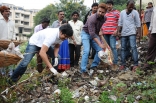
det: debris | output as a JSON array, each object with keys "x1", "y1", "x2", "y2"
[
  {"x1": 61, "y1": 71, "x2": 69, "y2": 78},
  {"x1": 53, "y1": 89, "x2": 61, "y2": 96},
  {"x1": 108, "y1": 95, "x2": 117, "y2": 101},
  {"x1": 84, "y1": 95, "x2": 89, "y2": 102}
]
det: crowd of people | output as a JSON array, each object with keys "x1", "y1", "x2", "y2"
[{"x1": 0, "y1": 0, "x2": 156, "y2": 84}]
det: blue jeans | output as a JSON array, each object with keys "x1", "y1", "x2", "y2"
[
  {"x1": 121, "y1": 35, "x2": 138, "y2": 66},
  {"x1": 11, "y1": 43, "x2": 57, "y2": 82},
  {"x1": 104, "y1": 35, "x2": 118, "y2": 64},
  {"x1": 80, "y1": 30, "x2": 102, "y2": 73}
]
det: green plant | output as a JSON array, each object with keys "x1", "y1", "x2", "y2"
[
  {"x1": 99, "y1": 91, "x2": 114, "y2": 103},
  {"x1": 20, "y1": 41, "x2": 28, "y2": 53},
  {"x1": 59, "y1": 87, "x2": 74, "y2": 103},
  {"x1": 147, "y1": 61, "x2": 155, "y2": 65},
  {"x1": 58, "y1": 78, "x2": 71, "y2": 88}
]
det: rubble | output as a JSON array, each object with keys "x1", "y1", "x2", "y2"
[{"x1": 1, "y1": 39, "x2": 156, "y2": 103}]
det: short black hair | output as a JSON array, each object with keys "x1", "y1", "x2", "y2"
[
  {"x1": 59, "y1": 24, "x2": 73, "y2": 37},
  {"x1": 148, "y1": 2, "x2": 153, "y2": 7},
  {"x1": 58, "y1": 10, "x2": 64, "y2": 15},
  {"x1": 127, "y1": 0, "x2": 135, "y2": 6},
  {"x1": 62, "y1": 19, "x2": 67, "y2": 24},
  {"x1": 71, "y1": 11, "x2": 79, "y2": 17},
  {"x1": 91, "y1": 3, "x2": 98, "y2": 8},
  {"x1": 106, "y1": 0, "x2": 114, "y2": 5},
  {"x1": 148, "y1": 2, "x2": 153, "y2": 5},
  {"x1": 41, "y1": 18, "x2": 50, "y2": 23}
]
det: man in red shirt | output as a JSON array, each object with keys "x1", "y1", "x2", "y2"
[{"x1": 101, "y1": 0, "x2": 120, "y2": 70}]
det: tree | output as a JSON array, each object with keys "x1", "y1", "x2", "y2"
[
  {"x1": 55, "y1": 0, "x2": 88, "y2": 21},
  {"x1": 98, "y1": 0, "x2": 127, "y2": 11},
  {"x1": 99, "y1": 0, "x2": 127, "y2": 5},
  {"x1": 33, "y1": 4, "x2": 57, "y2": 26}
]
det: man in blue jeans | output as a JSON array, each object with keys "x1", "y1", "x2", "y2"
[
  {"x1": 8, "y1": 24, "x2": 73, "y2": 84},
  {"x1": 81, "y1": 3, "x2": 107, "y2": 78},
  {"x1": 117, "y1": 0, "x2": 141, "y2": 71}
]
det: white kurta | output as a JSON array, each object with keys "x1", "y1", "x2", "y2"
[
  {"x1": 68, "y1": 20, "x2": 83, "y2": 45},
  {"x1": 0, "y1": 17, "x2": 15, "y2": 40}
]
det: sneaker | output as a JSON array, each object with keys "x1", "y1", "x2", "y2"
[
  {"x1": 119, "y1": 65, "x2": 125, "y2": 71},
  {"x1": 81, "y1": 72, "x2": 90, "y2": 79},
  {"x1": 111, "y1": 64, "x2": 118, "y2": 71}
]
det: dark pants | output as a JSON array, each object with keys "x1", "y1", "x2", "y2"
[
  {"x1": 146, "y1": 34, "x2": 156, "y2": 62},
  {"x1": 37, "y1": 52, "x2": 43, "y2": 73},
  {"x1": 146, "y1": 22, "x2": 150, "y2": 29},
  {"x1": 37, "y1": 52, "x2": 51, "y2": 73},
  {"x1": 69, "y1": 44, "x2": 81, "y2": 67},
  {"x1": 90, "y1": 46, "x2": 96, "y2": 59}
]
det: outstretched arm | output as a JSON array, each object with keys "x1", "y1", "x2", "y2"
[{"x1": 39, "y1": 45, "x2": 52, "y2": 69}]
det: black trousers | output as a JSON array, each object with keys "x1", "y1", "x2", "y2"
[
  {"x1": 69, "y1": 44, "x2": 81, "y2": 67},
  {"x1": 146, "y1": 34, "x2": 156, "y2": 62}
]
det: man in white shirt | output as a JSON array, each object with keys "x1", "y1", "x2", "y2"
[
  {"x1": 68, "y1": 11, "x2": 83, "y2": 67},
  {"x1": 0, "y1": 6, "x2": 16, "y2": 76},
  {"x1": 0, "y1": 6, "x2": 15, "y2": 40},
  {"x1": 34, "y1": 18, "x2": 50, "y2": 73},
  {"x1": 9, "y1": 24, "x2": 73, "y2": 84},
  {"x1": 143, "y1": 7, "x2": 156, "y2": 71}
]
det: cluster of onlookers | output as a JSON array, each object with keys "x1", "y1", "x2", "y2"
[{"x1": 0, "y1": 0, "x2": 156, "y2": 84}]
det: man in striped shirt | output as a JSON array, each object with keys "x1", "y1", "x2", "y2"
[{"x1": 101, "y1": 0, "x2": 120, "y2": 70}]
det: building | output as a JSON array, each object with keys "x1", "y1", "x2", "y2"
[{"x1": 0, "y1": 3, "x2": 39, "y2": 40}]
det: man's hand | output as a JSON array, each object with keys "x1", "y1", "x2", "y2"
[
  {"x1": 99, "y1": 44, "x2": 106, "y2": 50},
  {"x1": 53, "y1": 58, "x2": 58, "y2": 66},
  {"x1": 137, "y1": 33, "x2": 141, "y2": 39},
  {"x1": 40, "y1": 45, "x2": 52, "y2": 69},
  {"x1": 143, "y1": 21, "x2": 146, "y2": 24},
  {"x1": 113, "y1": 30, "x2": 117, "y2": 36},
  {"x1": 50, "y1": 67, "x2": 58, "y2": 75},
  {"x1": 73, "y1": 40, "x2": 77, "y2": 46},
  {"x1": 99, "y1": 29, "x2": 103, "y2": 36}
]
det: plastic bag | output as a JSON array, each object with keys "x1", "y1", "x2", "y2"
[
  {"x1": 7, "y1": 42, "x2": 15, "y2": 54},
  {"x1": 1, "y1": 42, "x2": 24, "y2": 58},
  {"x1": 98, "y1": 48, "x2": 113, "y2": 65}
]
